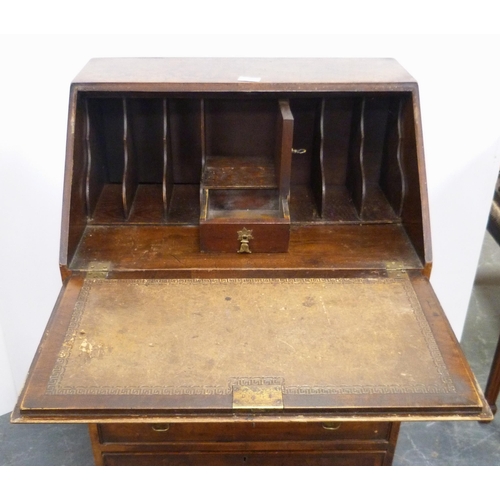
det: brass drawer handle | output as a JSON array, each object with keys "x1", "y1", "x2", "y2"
[
  {"x1": 237, "y1": 227, "x2": 253, "y2": 254},
  {"x1": 151, "y1": 424, "x2": 170, "y2": 432},
  {"x1": 322, "y1": 422, "x2": 341, "y2": 431}
]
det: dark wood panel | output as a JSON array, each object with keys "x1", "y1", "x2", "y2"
[
  {"x1": 361, "y1": 185, "x2": 398, "y2": 222},
  {"x1": 400, "y1": 93, "x2": 429, "y2": 270},
  {"x1": 169, "y1": 98, "x2": 202, "y2": 184},
  {"x1": 322, "y1": 186, "x2": 359, "y2": 222},
  {"x1": 289, "y1": 98, "x2": 320, "y2": 186},
  {"x1": 128, "y1": 185, "x2": 164, "y2": 223},
  {"x1": 205, "y1": 99, "x2": 277, "y2": 158},
  {"x1": 61, "y1": 89, "x2": 88, "y2": 267},
  {"x1": 101, "y1": 451, "x2": 387, "y2": 466},
  {"x1": 346, "y1": 98, "x2": 365, "y2": 217},
  {"x1": 85, "y1": 98, "x2": 107, "y2": 217},
  {"x1": 70, "y1": 224, "x2": 422, "y2": 271},
  {"x1": 322, "y1": 97, "x2": 354, "y2": 187},
  {"x1": 98, "y1": 99, "x2": 124, "y2": 183},
  {"x1": 166, "y1": 184, "x2": 200, "y2": 224},
  {"x1": 380, "y1": 97, "x2": 405, "y2": 216},
  {"x1": 90, "y1": 184, "x2": 124, "y2": 223},
  {"x1": 200, "y1": 218, "x2": 290, "y2": 253},
  {"x1": 202, "y1": 156, "x2": 277, "y2": 189},
  {"x1": 122, "y1": 98, "x2": 138, "y2": 219},
  {"x1": 127, "y1": 98, "x2": 164, "y2": 184},
  {"x1": 276, "y1": 100, "x2": 293, "y2": 199},
  {"x1": 362, "y1": 96, "x2": 390, "y2": 186}
]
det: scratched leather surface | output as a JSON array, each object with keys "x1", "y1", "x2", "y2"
[{"x1": 48, "y1": 277, "x2": 455, "y2": 397}]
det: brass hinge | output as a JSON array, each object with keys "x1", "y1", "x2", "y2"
[
  {"x1": 385, "y1": 261, "x2": 407, "y2": 279},
  {"x1": 86, "y1": 261, "x2": 111, "y2": 279}
]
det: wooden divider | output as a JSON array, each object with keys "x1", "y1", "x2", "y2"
[
  {"x1": 122, "y1": 98, "x2": 138, "y2": 219},
  {"x1": 80, "y1": 93, "x2": 410, "y2": 227}
]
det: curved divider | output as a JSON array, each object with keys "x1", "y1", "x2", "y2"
[
  {"x1": 122, "y1": 98, "x2": 138, "y2": 220},
  {"x1": 162, "y1": 99, "x2": 173, "y2": 220},
  {"x1": 380, "y1": 97, "x2": 406, "y2": 217},
  {"x1": 346, "y1": 97, "x2": 367, "y2": 218},
  {"x1": 80, "y1": 93, "x2": 412, "y2": 229},
  {"x1": 84, "y1": 98, "x2": 107, "y2": 218}
]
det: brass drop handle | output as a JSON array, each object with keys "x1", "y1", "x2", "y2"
[
  {"x1": 322, "y1": 422, "x2": 341, "y2": 431},
  {"x1": 151, "y1": 424, "x2": 170, "y2": 432}
]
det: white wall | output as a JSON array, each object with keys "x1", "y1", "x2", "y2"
[
  {"x1": 0, "y1": 324, "x2": 16, "y2": 415},
  {"x1": 1, "y1": 34, "x2": 499, "y2": 414}
]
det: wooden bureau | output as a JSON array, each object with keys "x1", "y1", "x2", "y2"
[{"x1": 11, "y1": 58, "x2": 491, "y2": 465}]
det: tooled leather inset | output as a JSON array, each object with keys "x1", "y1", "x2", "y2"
[{"x1": 46, "y1": 277, "x2": 455, "y2": 396}]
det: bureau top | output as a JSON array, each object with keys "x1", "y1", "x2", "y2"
[{"x1": 72, "y1": 57, "x2": 417, "y2": 91}]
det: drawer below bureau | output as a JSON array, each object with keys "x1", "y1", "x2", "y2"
[
  {"x1": 101, "y1": 450, "x2": 388, "y2": 466},
  {"x1": 97, "y1": 421, "x2": 391, "y2": 444}
]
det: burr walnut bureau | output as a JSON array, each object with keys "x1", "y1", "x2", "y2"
[{"x1": 12, "y1": 58, "x2": 492, "y2": 466}]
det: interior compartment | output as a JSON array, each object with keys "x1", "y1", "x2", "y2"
[
  {"x1": 204, "y1": 189, "x2": 283, "y2": 220},
  {"x1": 288, "y1": 94, "x2": 415, "y2": 224},
  {"x1": 67, "y1": 91, "x2": 424, "y2": 264},
  {"x1": 78, "y1": 93, "x2": 418, "y2": 226},
  {"x1": 201, "y1": 98, "x2": 293, "y2": 195},
  {"x1": 82, "y1": 96, "x2": 201, "y2": 225},
  {"x1": 199, "y1": 98, "x2": 293, "y2": 253}
]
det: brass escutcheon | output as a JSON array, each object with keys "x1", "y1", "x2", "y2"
[{"x1": 237, "y1": 227, "x2": 253, "y2": 254}]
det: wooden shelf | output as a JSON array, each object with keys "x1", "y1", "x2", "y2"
[
  {"x1": 69, "y1": 224, "x2": 422, "y2": 273},
  {"x1": 90, "y1": 184, "x2": 200, "y2": 225},
  {"x1": 202, "y1": 156, "x2": 277, "y2": 189}
]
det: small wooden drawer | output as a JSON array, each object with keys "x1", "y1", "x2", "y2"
[
  {"x1": 199, "y1": 189, "x2": 290, "y2": 253},
  {"x1": 102, "y1": 451, "x2": 387, "y2": 466},
  {"x1": 98, "y1": 421, "x2": 391, "y2": 445}
]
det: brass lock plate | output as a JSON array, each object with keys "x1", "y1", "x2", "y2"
[{"x1": 232, "y1": 384, "x2": 284, "y2": 410}]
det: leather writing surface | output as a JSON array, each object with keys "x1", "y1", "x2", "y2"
[{"x1": 26, "y1": 275, "x2": 478, "y2": 414}]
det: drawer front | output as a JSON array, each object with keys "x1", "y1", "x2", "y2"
[
  {"x1": 102, "y1": 451, "x2": 387, "y2": 466},
  {"x1": 199, "y1": 221, "x2": 290, "y2": 253},
  {"x1": 98, "y1": 421, "x2": 391, "y2": 444}
]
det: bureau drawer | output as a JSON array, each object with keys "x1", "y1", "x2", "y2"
[
  {"x1": 102, "y1": 451, "x2": 387, "y2": 466},
  {"x1": 98, "y1": 421, "x2": 391, "y2": 444}
]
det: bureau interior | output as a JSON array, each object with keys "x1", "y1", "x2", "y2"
[{"x1": 66, "y1": 91, "x2": 426, "y2": 269}]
